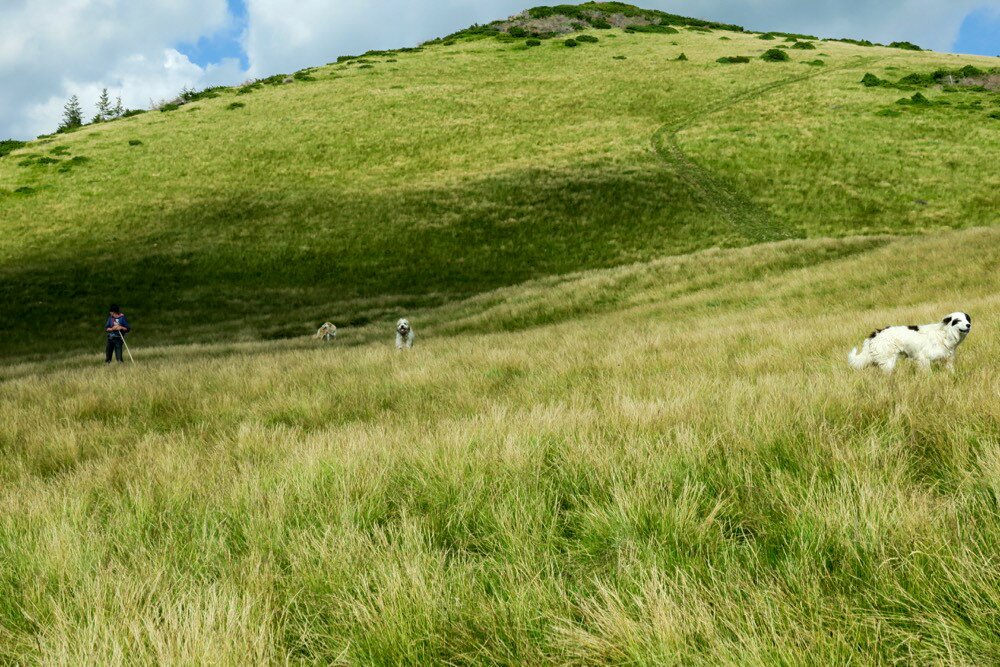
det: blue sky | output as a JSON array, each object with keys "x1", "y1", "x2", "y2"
[
  {"x1": 173, "y1": 0, "x2": 999, "y2": 71},
  {"x1": 1, "y1": 1, "x2": 998, "y2": 139},
  {"x1": 178, "y1": 0, "x2": 249, "y2": 69},
  {"x1": 955, "y1": 7, "x2": 1000, "y2": 55}
]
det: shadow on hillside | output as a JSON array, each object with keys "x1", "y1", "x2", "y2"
[{"x1": 0, "y1": 160, "x2": 779, "y2": 360}]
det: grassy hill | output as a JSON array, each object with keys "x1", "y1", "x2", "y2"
[
  {"x1": 1, "y1": 5, "x2": 997, "y2": 358},
  {"x1": 2, "y1": 3, "x2": 1000, "y2": 663}
]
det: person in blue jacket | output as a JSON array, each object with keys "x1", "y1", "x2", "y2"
[{"x1": 104, "y1": 304, "x2": 131, "y2": 364}]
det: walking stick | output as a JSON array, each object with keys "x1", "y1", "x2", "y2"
[{"x1": 119, "y1": 330, "x2": 135, "y2": 363}]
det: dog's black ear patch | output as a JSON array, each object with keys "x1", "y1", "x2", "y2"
[
  {"x1": 943, "y1": 317, "x2": 952, "y2": 325},
  {"x1": 964, "y1": 312, "x2": 971, "y2": 323},
  {"x1": 908, "y1": 325, "x2": 919, "y2": 331},
  {"x1": 869, "y1": 328, "x2": 885, "y2": 339}
]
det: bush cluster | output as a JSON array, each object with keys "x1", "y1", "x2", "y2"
[
  {"x1": 576, "y1": 34, "x2": 599, "y2": 43},
  {"x1": 564, "y1": 39, "x2": 579, "y2": 47},
  {"x1": 717, "y1": 55, "x2": 750, "y2": 64},
  {"x1": 761, "y1": 48, "x2": 790, "y2": 62},
  {"x1": 791, "y1": 41, "x2": 816, "y2": 50},
  {"x1": 0, "y1": 139, "x2": 27, "y2": 158},
  {"x1": 624, "y1": 25, "x2": 679, "y2": 34}
]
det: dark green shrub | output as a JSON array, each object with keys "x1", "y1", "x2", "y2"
[
  {"x1": 613, "y1": 55, "x2": 627, "y2": 60},
  {"x1": 897, "y1": 92, "x2": 931, "y2": 105},
  {"x1": 719, "y1": 36, "x2": 731, "y2": 41},
  {"x1": 526, "y1": 39, "x2": 542, "y2": 47},
  {"x1": 761, "y1": 48, "x2": 790, "y2": 62},
  {"x1": 806, "y1": 59, "x2": 825, "y2": 66},
  {"x1": 358, "y1": 64, "x2": 375, "y2": 69},
  {"x1": 159, "y1": 103, "x2": 180, "y2": 112},
  {"x1": 57, "y1": 156, "x2": 89, "y2": 172},
  {"x1": 181, "y1": 86, "x2": 225, "y2": 102},
  {"x1": 0, "y1": 139, "x2": 26, "y2": 158},
  {"x1": 564, "y1": 39, "x2": 578, "y2": 47},
  {"x1": 625, "y1": 24, "x2": 679, "y2": 34},
  {"x1": 758, "y1": 33, "x2": 776, "y2": 40},
  {"x1": 838, "y1": 38, "x2": 876, "y2": 47},
  {"x1": 861, "y1": 72, "x2": 889, "y2": 87},
  {"x1": 889, "y1": 41, "x2": 922, "y2": 51},
  {"x1": 676, "y1": 53, "x2": 688, "y2": 61},
  {"x1": 717, "y1": 55, "x2": 750, "y2": 64},
  {"x1": 34, "y1": 156, "x2": 59, "y2": 165},
  {"x1": 576, "y1": 35, "x2": 599, "y2": 43},
  {"x1": 14, "y1": 186, "x2": 35, "y2": 195},
  {"x1": 49, "y1": 145, "x2": 70, "y2": 155},
  {"x1": 898, "y1": 72, "x2": 935, "y2": 85},
  {"x1": 791, "y1": 41, "x2": 816, "y2": 49},
  {"x1": 128, "y1": 139, "x2": 142, "y2": 146},
  {"x1": 988, "y1": 111, "x2": 1000, "y2": 120},
  {"x1": 589, "y1": 18, "x2": 612, "y2": 29},
  {"x1": 227, "y1": 102, "x2": 246, "y2": 110},
  {"x1": 508, "y1": 27, "x2": 528, "y2": 38},
  {"x1": 121, "y1": 109, "x2": 146, "y2": 118}
]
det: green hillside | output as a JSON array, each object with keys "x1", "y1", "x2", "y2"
[
  {"x1": 3, "y1": 4, "x2": 1000, "y2": 663},
  {"x1": 1, "y1": 4, "x2": 997, "y2": 358}
]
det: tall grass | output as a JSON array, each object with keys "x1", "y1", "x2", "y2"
[{"x1": 2, "y1": 228, "x2": 999, "y2": 663}]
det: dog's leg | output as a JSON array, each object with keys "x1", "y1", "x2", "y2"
[
  {"x1": 916, "y1": 355, "x2": 933, "y2": 372},
  {"x1": 878, "y1": 355, "x2": 898, "y2": 374},
  {"x1": 945, "y1": 355, "x2": 956, "y2": 374}
]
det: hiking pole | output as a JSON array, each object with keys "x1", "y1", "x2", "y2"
[{"x1": 120, "y1": 331, "x2": 135, "y2": 363}]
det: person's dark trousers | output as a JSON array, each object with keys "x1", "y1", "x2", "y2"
[{"x1": 105, "y1": 336, "x2": 124, "y2": 363}]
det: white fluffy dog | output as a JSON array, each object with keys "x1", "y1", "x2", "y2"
[
  {"x1": 313, "y1": 322, "x2": 337, "y2": 342},
  {"x1": 848, "y1": 312, "x2": 971, "y2": 373},
  {"x1": 396, "y1": 318, "x2": 414, "y2": 350}
]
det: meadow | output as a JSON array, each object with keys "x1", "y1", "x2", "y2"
[
  {"x1": 3, "y1": 228, "x2": 1000, "y2": 663},
  {"x1": 2, "y1": 5, "x2": 1000, "y2": 663},
  {"x1": 1, "y1": 22, "x2": 996, "y2": 358}
]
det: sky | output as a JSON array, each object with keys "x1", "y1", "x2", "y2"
[{"x1": 0, "y1": 1, "x2": 997, "y2": 139}]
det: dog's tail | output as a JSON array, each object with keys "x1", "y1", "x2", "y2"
[{"x1": 848, "y1": 342, "x2": 870, "y2": 370}]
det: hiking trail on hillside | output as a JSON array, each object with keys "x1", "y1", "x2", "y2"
[{"x1": 652, "y1": 57, "x2": 880, "y2": 243}]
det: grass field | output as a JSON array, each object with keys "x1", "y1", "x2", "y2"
[
  {"x1": 2, "y1": 4, "x2": 1000, "y2": 663},
  {"x1": 1, "y1": 19, "x2": 997, "y2": 358}
]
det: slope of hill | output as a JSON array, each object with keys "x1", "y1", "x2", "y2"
[
  {"x1": 0, "y1": 7, "x2": 997, "y2": 358},
  {"x1": 2, "y1": 4, "x2": 1000, "y2": 663}
]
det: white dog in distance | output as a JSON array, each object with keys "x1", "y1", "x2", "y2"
[
  {"x1": 848, "y1": 312, "x2": 971, "y2": 373},
  {"x1": 396, "y1": 319, "x2": 414, "y2": 350},
  {"x1": 314, "y1": 322, "x2": 337, "y2": 342}
]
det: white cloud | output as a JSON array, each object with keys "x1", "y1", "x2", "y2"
[
  {"x1": 656, "y1": 0, "x2": 1000, "y2": 51},
  {"x1": 0, "y1": 0, "x2": 231, "y2": 138},
  {"x1": 241, "y1": 0, "x2": 528, "y2": 76}
]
